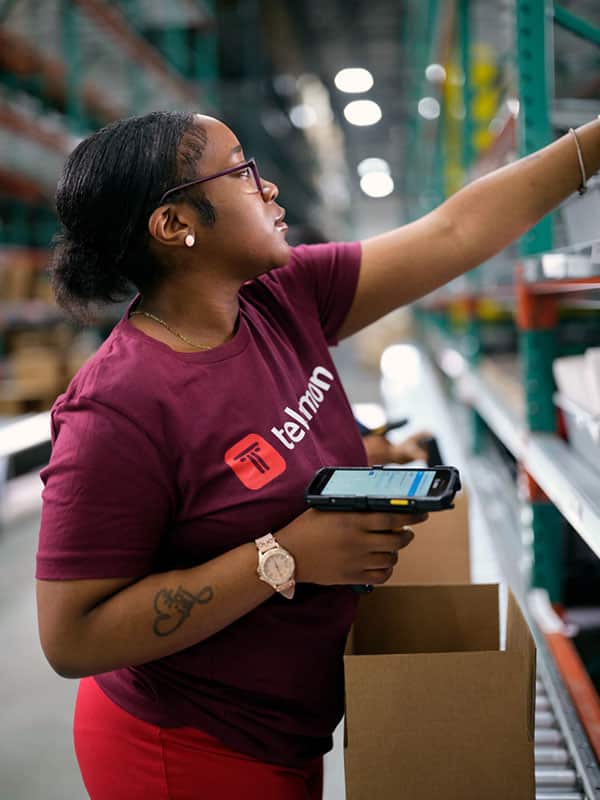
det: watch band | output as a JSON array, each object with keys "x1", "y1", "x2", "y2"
[
  {"x1": 255, "y1": 533, "x2": 295, "y2": 599},
  {"x1": 255, "y1": 533, "x2": 278, "y2": 554}
]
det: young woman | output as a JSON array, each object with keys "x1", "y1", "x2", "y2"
[{"x1": 36, "y1": 110, "x2": 600, "y2": 799}]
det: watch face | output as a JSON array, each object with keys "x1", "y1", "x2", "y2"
[{"x1": 263, "y1": 551, "x2": 295, "y2": 584}]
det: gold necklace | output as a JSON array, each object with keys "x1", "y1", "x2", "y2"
[{"x1": 129, "y1": 310, "x2": 214, "y2": 351}]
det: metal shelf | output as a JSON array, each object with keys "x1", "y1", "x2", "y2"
[
  {"x1": 431, "y1": 336, "x2": 600, "y2": 559},
  {"x1": 412, "y1": 347, "x2": 600, "y2": 799},
  {"x1": 469, "y1": 449, "x2": 600, "y2": 800}
]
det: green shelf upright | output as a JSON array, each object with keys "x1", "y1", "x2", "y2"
[{"x1": 515, "y1": 0, "x2": 564, "y2": 603}]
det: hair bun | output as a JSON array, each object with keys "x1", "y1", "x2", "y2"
[{"x1": 49, "y1": 230, "x2": 130, "y2": 321}]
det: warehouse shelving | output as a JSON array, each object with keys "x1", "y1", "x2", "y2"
[
  {"x1": 0, "y1": 0, "x2": 222, "y2": 418},
  {"x1": 467, "y1": 447, "x2": 600, "y2": 800},
  {"x1": 427, "y1": 328, "x2": 600, "y2": 560},
  {"x1": 395, "y1": 347, "x2": 600, "y2": 798},
  {"x1": 411, "y1": 0, "x2": 600, "y2": 788}
]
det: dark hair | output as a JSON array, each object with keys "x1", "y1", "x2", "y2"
[{"x1": 50, "y1": 111, "x2": 216, "y2": 320}]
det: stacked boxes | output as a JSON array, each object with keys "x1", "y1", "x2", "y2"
[{"x1": 0, "y1": 248, "x2": 101, "y2": 414}]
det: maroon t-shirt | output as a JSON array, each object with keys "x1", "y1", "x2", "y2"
[{"x1": 37, "y1": 242, "x2": 367, "y2": 767}]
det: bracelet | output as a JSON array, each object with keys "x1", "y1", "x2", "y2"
[{"x1": 569, "y1": 127, "x2": 588, "y2": 196}]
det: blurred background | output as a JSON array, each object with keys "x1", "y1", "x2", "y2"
[
  {"x1": 1, "y1": 1, "x2": 600, "y2": 798},
  {"x1": 0, "y1": 0, "x2": 599, "y2": 414}
]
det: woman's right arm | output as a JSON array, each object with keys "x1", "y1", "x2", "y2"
[{"x1": 37, "y1": 508, "x2": 421, "y2": 679}]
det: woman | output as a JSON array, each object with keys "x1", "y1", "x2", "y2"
[{"x1": 36, "y1": 110, "x2": 600, "y2": 799}]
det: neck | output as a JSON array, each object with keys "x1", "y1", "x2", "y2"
[{"x1": 136, "y1": 276, "x2": 242, "y2": 350}]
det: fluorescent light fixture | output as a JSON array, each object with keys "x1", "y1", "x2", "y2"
[
  {"x1": 334, "y1": 67, "x2": 374, "y2": 93},
  {"x1": 357, "y1": 157, "x2": 390, "y2": 177},
  {"x1": 425, "y1": 63, "x2": 446, "y2": 83},
  {"x1": 343, "y1": 100, "x2": 382, "y2": 126},
  {"x1": 360, "y1": 172, "x2": 394, "y2": 198},
  {"x1": 417, "y1": 96, "x2": 440, "y2": 120},
  {"x1": 289, "y1": 104, "x2": 318, "y2": 129}
]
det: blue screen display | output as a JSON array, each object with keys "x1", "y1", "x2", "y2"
[{"x1": 321, "y1": 469, "x2": 435, "y2": 498}]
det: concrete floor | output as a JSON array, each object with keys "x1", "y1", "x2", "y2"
[
  {"x1": 0, "y1": 475, "x2": 86, "y2": 800},
  {"x1": 0, "y1": 336, "x2": 500, "y2": 800}
]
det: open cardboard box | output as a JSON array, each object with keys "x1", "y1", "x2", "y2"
[
  {"x1": 387, "y1": 490, "x2": 470, "y2": 585},
  {"x1": 344, "y1": 584, "x2": 536, "y2": 800}
]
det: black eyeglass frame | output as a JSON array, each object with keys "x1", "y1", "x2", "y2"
[{"x1": 158, "y1": 157, "x2": 264, "y2": 205}]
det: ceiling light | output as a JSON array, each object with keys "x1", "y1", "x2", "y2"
[
  {"x1": 417, "y1": 97, "x2": 440, "y2": 120},
  {"x1": 360, "y1": 172, "x2": 394, "y2": 198},
  {"x1": 425, "y1": 63, "x2": 446, "y2": 83},
  {"x1": 343, "y1": 100, "x2": 382, "y2": 126},
  {"x1": 357, "y1": 157, "x2": 390, "y2": 177},
  {"x1": 334, "y1": 68, "x2": 374, "y2": 93},
  {"x1": 289, "y1": 104, "x2": 318, "y2": 129}
]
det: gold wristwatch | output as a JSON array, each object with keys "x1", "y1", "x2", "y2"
[{"x1": 255, "y1": 533, "x2": 296, "y2": 599}]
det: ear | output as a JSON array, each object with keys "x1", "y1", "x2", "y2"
[{"x1": 148, "y1": 205, "x2": 195, "y2": 248}]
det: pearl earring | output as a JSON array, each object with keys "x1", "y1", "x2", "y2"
[{"x1": 185, "y1": 233, "x2": 195, "y2": 248}]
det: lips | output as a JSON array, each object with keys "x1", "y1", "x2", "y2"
[{"x1": 274, "y1": 209, "x2": 287, "y2": 231}]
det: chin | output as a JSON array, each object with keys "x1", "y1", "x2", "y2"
[
  {"x1": 263, "y1": 241, "x2": 292, "y2": 272},
  {"x1": 275, "y1": 240, "x2": 292, "y2": 265},
  {"x1": 243, "y1": 240, "x2": 291, "y2": 280}
]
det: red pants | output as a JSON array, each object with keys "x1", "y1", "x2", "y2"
[{"x1": 74, "y1": 677, "x2": 323, "y2": 800}]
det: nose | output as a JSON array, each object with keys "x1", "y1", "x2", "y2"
[{"x1": 261, "y1": 178, "x2": 279, "y2": 203}]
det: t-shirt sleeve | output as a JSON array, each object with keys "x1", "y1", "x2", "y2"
[
  {"x1": 36, "y1": 396, "x2": 176, "y2": 581},
  {"x1": 278, "y1": 241, "x2": 362, "y2": 346}
]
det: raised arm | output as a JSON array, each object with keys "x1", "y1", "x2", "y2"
[{"x1": 339, "y1": 119, "x2": 600, "y2": 338}]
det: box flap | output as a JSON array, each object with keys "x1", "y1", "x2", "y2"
[
  {"x1": 387, "y1": 491, "x2": 470, "y2": 585},
  {"x1": 354, "y1": 584, "x2": 499, "y2": 654},
  {"x1": 506, "y1": 590, "x2": 537, "y2": 742},
  {"x1": 344, "y1": 625, "x2": 355, "y2": 656}
]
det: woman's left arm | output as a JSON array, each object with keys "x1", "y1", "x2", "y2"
[{"x1": 339, "y1": 119, "x2": 600, "y2": 338}]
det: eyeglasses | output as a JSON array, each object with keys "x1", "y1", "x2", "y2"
[{"x1": 159, "y1": 157, "x2": 264, "y2": 205}]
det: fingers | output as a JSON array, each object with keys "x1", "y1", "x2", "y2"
[
  {"x1": 368, "y1": 526, "x2": 415, "y2": 553},
  {"x1": 368, "y1": 551, "x2": 399, "y2": 570},
  {"x1": 364, "y1": 536, "x2": 414, "y2": 583},
  {"x1": 365, "y1": 567, "x2": 394, "y2": 584},
  {"x1": 397, "y1": 526, "x2": 415, "y2": 547},
  {"x1": 361, "y1": 512, "x2": 428, "y2": 532}
]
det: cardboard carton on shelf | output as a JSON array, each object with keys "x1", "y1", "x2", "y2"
[
  {"x1": 0, "y1": 259, "x2": 36, "y2": 300},
  {"x1": 0, "y1": 347, "x2": 64, "y2": 414},
  {"x1": 387, "y1": 489, "x2": 470, "y2": 585},
  {"x1": 344, "y1": 584, "x2": 535, "y2": 800}
]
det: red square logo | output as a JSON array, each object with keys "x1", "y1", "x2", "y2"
[{"x1": 225, "y1": 434, "x2": 286, "y2": 490}]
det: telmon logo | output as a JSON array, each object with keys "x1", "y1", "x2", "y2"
[
  {"x1": 270, "y1": 365, "x2": 335, "y2": 451},
  {"x1": 225, "y1": 434, "x2": 286, "y2": 490}
]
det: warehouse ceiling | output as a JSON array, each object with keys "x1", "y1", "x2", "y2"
[
  {"x1": 214, "y1": 0, "x2": 424, "y2": 237},
  {"x1": 2, "y1": 0, "x2": 600, "y2": 241}
]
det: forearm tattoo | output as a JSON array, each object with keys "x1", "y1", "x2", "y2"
[{"x1": 153, "y1": 584, "x2": 214, "y2": 637}]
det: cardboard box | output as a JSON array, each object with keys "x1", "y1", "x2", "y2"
[
  {"x1": 387, "y1": 490, "x2": 470, "y2": 585},
  {"x1": 344, "y1": 584, "x2": 535, "y2": 800}
]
